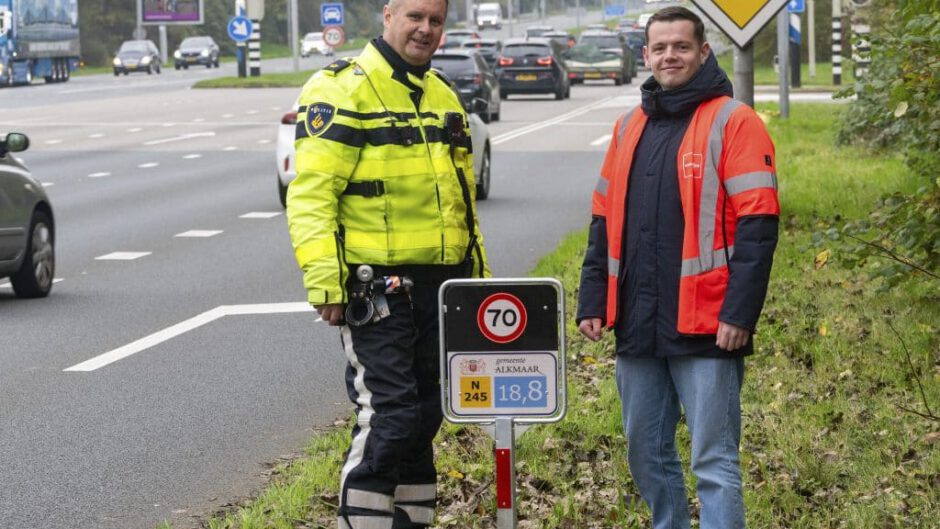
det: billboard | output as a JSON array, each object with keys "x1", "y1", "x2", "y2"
[{"x1": 141, "y1": 0, "x2": 204, "y2": 25}]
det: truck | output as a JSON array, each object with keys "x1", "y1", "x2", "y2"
[
  {"x1": 0, "y1": 0, "x2": 81, "y2": 86},
  {"x1": 475, "y1": 2, "x2": 502, "y2": 31}
]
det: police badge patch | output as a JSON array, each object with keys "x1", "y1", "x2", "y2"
[{"x1": 304, "y1": 103, "x2": 336, "y2": 137}]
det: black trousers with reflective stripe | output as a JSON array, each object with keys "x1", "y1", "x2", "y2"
[{"x1": 338, "y1": 277, "x2": 450, "y2": 528}]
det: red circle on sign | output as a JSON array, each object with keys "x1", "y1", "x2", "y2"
[
  {"x1": 323, "y1": 25, "x2": 346, "y2": 47},
  {"x1": 477, "y1": 293, "x2": 527, "y2": 344}
]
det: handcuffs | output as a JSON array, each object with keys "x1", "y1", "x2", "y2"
[{"x1": 345, "y1": 265, "x2": 414, "y2": 327}]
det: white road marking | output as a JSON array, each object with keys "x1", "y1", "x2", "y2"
[
  {"x1": 246, "y1": 110, "x2": 259, "y2": 115},
  {"x1": 257, "y1": 139, "x2": 271, "y2": 144},
  {"x1": 239, "y1": 211, "x2": 282, "y2": 219},
  {"x1": 138, "y1": 162, "x2": 159, "y2": 168},
  {"x1": 492, "y1": 96, "x2": 618, "y2": 146},
  {"x1": 223, "y1": 146, "x2": 238, "y2": 151},
  {"x1": 63, "y1": 302, "x2": 315, "y2": 371},
  {"x1": 175, "y1": 230, "x2": 223, "y2": 238},
  {"x1": 590, "y1": 134, "x2": 612, "y2": 146},
  {"x1": 144, "y1": 131, "x2": 216, "y2": 146},
  {"x1": 88, "y1": 172, "x2": 111, "y2": 178},
  {"x1": 128, "y1": 128, "x2": 143, "y2": 133},
  {"x1": 192, "y1": 118, "x2": 205, "y2": 122},
  {"x1": 183, "y1": 154, "x2": 202, "y2": 159},
  {"x1": 41, "y1": 182, "x2": 55, "y2": 187},
  {"x1": 95, "y1": 252, "x2": 151, "y2": 260},
  {"x1": 221, "y1": 113, "x2": 234, "y2": 118},
  {"x1": 162, "y1": 123, "x2": 175, "y2": 127},
  {"x1": 44, "y1": 139, "x2": 62, "y2": 145},
  {"x1": 88, "y1": 133, "x2": 105, "y2": 139}
]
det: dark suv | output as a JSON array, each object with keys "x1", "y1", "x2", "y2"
[
  {"x1": 496, "y1": 38, "x2": 569, "y2": 100},
  {"x1": 432, "y1": 50, "x2": 501, "y2": 123},
  {"x1": 174, "y1": 36, "x2": 220, "y2": 69}
]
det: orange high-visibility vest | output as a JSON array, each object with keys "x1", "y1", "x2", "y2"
[{"x1": 592, "y1": 96, "x2": 780, "y2": 334}]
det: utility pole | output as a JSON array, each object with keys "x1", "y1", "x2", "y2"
[
  {"x1": 290, "y1": 0, "x2": 299, "y2": 72},
  {"x1": 733, "y1": 43, "x2": 754, "y2": 107},
  {"x1": 808, "y1": 0, "x2": 816, "y2": 78},
  {"x1": 466, "y1": 0, "x2": 473, "y2": 28},
  {"x1": 777, "y1": 8, "x2": 790, "y2": 118}
]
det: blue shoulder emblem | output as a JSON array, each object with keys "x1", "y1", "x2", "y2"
[{"x1": 304, "y1": 102, "x2": 336, "y2": 137}]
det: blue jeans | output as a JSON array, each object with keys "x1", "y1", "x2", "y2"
[{"x1": 615, "y1": 355, "x2": 746, "y2": 529}]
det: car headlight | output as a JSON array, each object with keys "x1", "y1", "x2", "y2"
[
  {"x1": 113, "y1": 57, "x2": 122, "y2": 66},
  {"x1": 201, "y1": 49, "x2": 209, "y2": 57},
  {"x1": 174, "y1": 50, "x2": 182, "y2": 59},
  {"x1": 141, "y1": 56, "x2": 151, "y2": 64}
]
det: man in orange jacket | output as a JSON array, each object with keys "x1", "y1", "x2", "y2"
[{"x1": 576, "y1": 7, "x2": 779, "y2": 529}]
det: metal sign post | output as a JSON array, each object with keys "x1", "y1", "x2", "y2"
[{"x1": 440, "y1": 278, "x2": 567, "y2": 528}]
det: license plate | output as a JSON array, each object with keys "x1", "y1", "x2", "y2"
[
  {"x1": 516, "y1": 74, "x2": 537, "y2": 81},
  {"x1": 585, "y1": 72, "x2": 602, "y2": 79},
  {"x1": 125, "y1": 62, "x2": 137, "y2": 67},
  {"x1": 187, "y1": 57, "x2": 197, "y2": 63}
]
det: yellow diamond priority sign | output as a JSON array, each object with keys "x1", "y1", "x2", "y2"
[{"x1": 691, "y1": 0, "x2": 790, "y2": 48}]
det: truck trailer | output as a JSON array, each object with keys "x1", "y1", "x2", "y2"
[{"x1": 0, "y1": 0, "x2": 80, "y2": 86}]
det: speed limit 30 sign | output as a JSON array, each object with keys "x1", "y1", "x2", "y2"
[{"x1": 439, "y1": 278, "x2": 566, "y2": 423}]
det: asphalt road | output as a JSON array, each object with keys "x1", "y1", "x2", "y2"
[{"x1": 0, "y1": 51, "x2": 640, "y2": 529}]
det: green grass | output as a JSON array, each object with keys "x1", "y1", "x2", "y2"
[
  {"x1": 717, "y1": 53, "x2": 856, "y2": 89},
  {"x1": 159, "y1": 104, "x2": 939, "y2": 528}
]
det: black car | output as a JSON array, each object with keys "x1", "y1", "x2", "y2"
[
  {"x1": 113, "y1": 40, "x2": 162, "y2": 75},
  {"x1": 496, "y1": 38, "x2": 569, "y2": 100},
  {"x1": 174, "y1": 36, "x2": 220, "y2": 69},
  {"x1": 432, "y1": 50, "x2": 501, "y2": 123},
  {"x1": 542, "y1": 31, "x2": 576, "y2": 49},
  {"x1": 459, "y1": 38, "x2": 502, "y2": 69}
]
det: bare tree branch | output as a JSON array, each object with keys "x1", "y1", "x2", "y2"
[
  {"x1": 845, "y1": 234, "x2": 940, "y2": 280},
  {"x1": 886, "y1": 319, "x2": 937, "y2": 421}
]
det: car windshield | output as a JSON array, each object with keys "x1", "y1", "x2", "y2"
[
  {"x1": 431, "y1": 55, "x2": 476, "y2": 76},
  {"x1": 304, "y1": 33, "x2": 323, "y2": 42},
  {"x1": 525, "y1": 28, "x2": 551, "y2": 37},
  {"x1": 565, "y1": 44, "x2": 610, "y2": 64},
  {"x1": 181, "y1": 37, "x2": 209, "y2": 47},
  {"x1": 478, "y1": 6, "x2": 499, "y2": 15},
  {"x1": 580, "y1": 34, "x2": 622, "y2": 49},
  {"x1": 119, "y1": 41, "x2": 149, "y2": 53},
  {"x1": 503, "y1": 44, "x2": 551, "y2": 57}
]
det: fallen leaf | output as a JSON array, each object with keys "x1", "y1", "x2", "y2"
[
  {"x1": 819, "y1": 324, "x2": 829, "y2": 337},
  {"x1": 447, "y1": 469, "x2": 465, "y2": 480},
  {"x1": 894, "y1": 101, "x2": 909, "y2": 118},
  {"x1": 815, "y1": 249, "x2": 830, "y2": 269}
]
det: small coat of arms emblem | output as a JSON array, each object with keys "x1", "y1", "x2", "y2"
[
  {"x1": 460, "y1": 359, "x2": 486, "y2": 375},
  {"x1": 305, "y1": 102, "x2": 336, "y2": 137}
]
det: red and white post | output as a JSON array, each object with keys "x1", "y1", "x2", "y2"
[{"x1": 494, "y1": 417, "x2": 517, "y2": 528}]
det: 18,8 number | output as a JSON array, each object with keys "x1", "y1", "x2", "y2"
[{"x1": 494, "y1": 376, "x2": 547, "y2": 408}]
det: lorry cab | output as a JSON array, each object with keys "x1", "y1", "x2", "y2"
[{"x1": 476, "y1": 2, "x2": 502, "y2": 31}]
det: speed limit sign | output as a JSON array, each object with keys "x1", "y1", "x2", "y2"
[
  {"x1": 439, "y1": 278, "x2": 566, "y2": 423},
  {"x1": 477, "y1": 293, "x2": 527, "y2": 344},
  {"x1": 323, "y1": 25, "x2": 346, "y2": 48}
]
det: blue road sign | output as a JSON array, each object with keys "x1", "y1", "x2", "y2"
[
  {"x1": 787, "y1": 0, "x2": 806, "y2": 13},
  {"x1": 321, "y1": 3, "x2": 344, "y2": 26},
  {"x1": 227, "y1": 15, "x2": 252, "y2": 43},
  {"x1": 604, "y1": 5, "x2": 626, "y2": 17}
]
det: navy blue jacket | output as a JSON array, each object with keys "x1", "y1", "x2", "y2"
[{"x1": 577, "y1": 54, "x2": 779, "y2": 358}]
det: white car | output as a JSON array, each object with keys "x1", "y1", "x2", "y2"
[
  {"x1": 277, "y1": 102, "x2": 492, "y2": 207},
  {"x1": 301, "y1": 32, "x2": 334, "y2": 57}
]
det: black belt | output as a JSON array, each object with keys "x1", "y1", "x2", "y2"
[
  {"x1": 349, "y1": 263, "x2": 467, "y2": 284},
  {"x1": 343, "y1": 180, "x2": 385, "y2": 197}
]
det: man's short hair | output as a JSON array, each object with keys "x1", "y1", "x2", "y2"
[
  {"x1": 388, "y1": 0, "x2": 449, "y2": 11},
  {"x1": 645, "y1": 6, "x2": 706, "y2": 45}
]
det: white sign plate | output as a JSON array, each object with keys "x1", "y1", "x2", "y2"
[{"x1": 448, "y1": 351, "x2": 559, "y2": 418}]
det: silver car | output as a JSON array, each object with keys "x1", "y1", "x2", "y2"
[
  {"x1": 276, "y1": 100, "x2": 492, "y2": 206},
  {"x1": 0, "y1": 132, "x2": 55, "y2": 298}
]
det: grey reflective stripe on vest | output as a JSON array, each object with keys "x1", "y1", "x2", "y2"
[
  {"x1": 595, "y1": 176, "x2": 609, "y2": 197},
  {"x1": 608, "y1": 256, "x2": 620, "y2": 277},
  {"x1": 724, "y1": 170, "x2": 777, "y2": 196},
  {"x1": 347, "y1": 489, "x2": 394, "y2": 513},
  {"x1": 616, "y1": 106, "x2": 641, "y2": 144},
  {"x1": 339, "y1": 515, "x2": 393, "y2": 529},
  {"x1": 682, "y1": 246, "x2": 734, "y2": 277},
  {"x1": 693, "y1": 98, "x2": 742, "y2": 278},
  {"x1": 397, "y1": 505, "x2": 435, "y2": 525},
  {"x1": 394, "y1": 483, "x2": 437, "y2": 502}
]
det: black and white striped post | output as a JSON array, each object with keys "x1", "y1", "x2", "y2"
[
  {"x1": 852, "y1": 21, "x2": 870, "y2": 79},
  {"x1": 831, "y1": 0, "x2": 842, "y2": 85},
  {"x1": 249, "y1": 18, "x2": 261, "y2": 76}
]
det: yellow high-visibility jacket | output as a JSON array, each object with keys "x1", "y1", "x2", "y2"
[{"x1": 287, "y1": 43, "x2": 490, "y2": 305}]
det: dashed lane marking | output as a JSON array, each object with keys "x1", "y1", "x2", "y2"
[
  {"x1": 138, "y1": 162, "x2": 159, "y2": 169},
  {"x1": 590, "y1": 134, "x2": 612, "y2": 146},
  {"x1": 95, "y1": 252, "x2": 151, "y2": 260},
  {"x1": 175, "y1": 230, "x2": 223, "y2": 238},
  {"x1": 183, "y1": 154, "x2": 202, "y2": 159},
  {"x1": 88, "y1": 172, "x2": 111, "y2": 178},
  {"x1": 239, "y1": 212, "x2": 282, "y2": 219},
  {"x1": 144, "y1": 132, "x2": 216, "y2": 146}
]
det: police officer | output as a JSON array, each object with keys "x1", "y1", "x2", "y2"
[{"x1": 286, "y1": 1, "x2": 489, "y2": 528}]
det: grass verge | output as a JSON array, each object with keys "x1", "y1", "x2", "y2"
[
  {"x1": 161, "y1": 103, "x2": 939, "y2": 528},
  {"x1": 716, "y1": 54, "x2": 856, "y2": 89}
]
